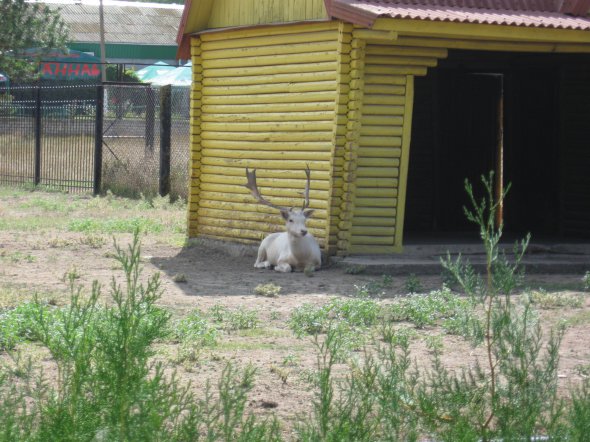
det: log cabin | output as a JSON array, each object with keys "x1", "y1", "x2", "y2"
[{"x1": 177, "y1": 0, "x2": 590, "y2": 255}]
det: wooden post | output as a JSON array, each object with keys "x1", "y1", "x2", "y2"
[
  {"x1": 34, "y1": 86, "x2": 41, "y2": 186},
  {"x1": 495, "y1": 75, "x2": 504, "y2": 227},
  {"x1": 94, "y1": 85, "x2": 104, "y2": 195},
  {"x1": 159, "y1": 85, "x2": 171, "y2": 197}
]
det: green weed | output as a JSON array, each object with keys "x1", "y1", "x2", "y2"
[
  {"x1": 254, "y1": 282, "x2": 282, "y2": 298},
  {"x1": 404, "y1": 273, "x2": 423, "y2": 294},
  {"x1": 527, "y1": 288, "x2": 585, "y2": 309}
]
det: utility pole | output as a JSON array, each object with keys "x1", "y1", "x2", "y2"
[{"x1": 99, "y1": 0, "x2": 107, "y2": 82}]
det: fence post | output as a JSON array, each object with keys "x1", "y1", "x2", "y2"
[
  {"x1": 34, "y1": 86, "x2": 41, "y2": 186},
  {"x1": 145, "y1": 87, "x2": 155, "y2": 154},
  {"x1": 159, "y1": 85, "x2": 171, "y2": 197},
  {"x1": 94, "y1": 85, "x2": 104, "y2": 195}
]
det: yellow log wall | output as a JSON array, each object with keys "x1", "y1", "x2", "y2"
[
  {"x1": 347, "y1": 37, "x2": 448, "y2": 254},
  {"x1": 207, "y1": 0, "x2": 326, "y2": 29},
  {"x1": 188, "y1": 22, "x2": 343, "y2": 248}
]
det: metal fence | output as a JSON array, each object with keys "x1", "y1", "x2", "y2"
[{"x1": 0, "y1": 83, "x2": 190, "y2": 199}]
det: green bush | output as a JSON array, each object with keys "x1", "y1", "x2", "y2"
[{"x1": 0, "y1": 231, "x2": 273, "y2": 441}]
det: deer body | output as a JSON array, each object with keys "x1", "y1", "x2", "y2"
[
  {"x1": 245, "y1": 167, "x2": 322, "y2": 273},
  {"x1": 255, "y1": 212, "x2": 321, "y2": 272}
]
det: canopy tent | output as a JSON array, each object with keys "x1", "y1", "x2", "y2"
[
  {"x1": 150, "y1": 62, "x2": 191, "y2": 86},
  {"x1": 135, "y1": 61, "x2": 176, "y2": 82}
]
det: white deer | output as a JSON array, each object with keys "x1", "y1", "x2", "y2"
[{"x1": 244, "y1": 167, "x2": 321, "y2": 273}]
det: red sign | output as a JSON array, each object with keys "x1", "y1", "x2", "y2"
[{"x1": 41, "y1": 62, "x2": 101, "y2": 79}]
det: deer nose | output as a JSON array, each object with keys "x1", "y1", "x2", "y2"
[{"x1": 301, "y1": 229, "x2": 308, "y2": 236}]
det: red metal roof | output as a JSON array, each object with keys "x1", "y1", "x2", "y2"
[{"x1": 327, "y1": 0, "x2": 590, "y2": 29}]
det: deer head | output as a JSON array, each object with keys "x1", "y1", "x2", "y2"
[{"x1": 245, "y1": 167, "x2": 315, "y2": 238}]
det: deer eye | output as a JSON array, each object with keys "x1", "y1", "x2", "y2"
[{"x1": 288, "y1": 219, "x2": 293, "y2": 223}]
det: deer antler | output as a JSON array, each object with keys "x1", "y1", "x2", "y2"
[
  {"x1": 245, "y1": 168, "x2": 288, "y2": 211},
  {"x1": 302, "y1": 165, "x2": 311, "y2": 210}
]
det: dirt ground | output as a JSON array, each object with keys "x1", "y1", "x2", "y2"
[{"x1": 1, "y1": 191, "x2": 589, "y2": 432}]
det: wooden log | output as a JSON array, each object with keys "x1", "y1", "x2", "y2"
[
  {"x1": 355, "y1": 188, "x2": 398, "y2": 198},
  {"x1": 200, "y1": 22, "x2": 340, "y2": 43},
  {"x1": 203, "y1": 71, "x2": 339, "y2": 86},
  {"x1": 351, "y1": 226, "x2": 396, "y2": 236},
  {"x1": 200, "y1": 164, "x2": 332, "y2": 181},
  {"x1": 363, "y1": 95, "x2": 406, "y2": 106},
  {"x1": 357, "y1": 157, "x2": 400, "y2": 168},
  {"x1": 197, "y1": 216, "x2": 325, "y2": 237},
  {"x1": 359, "y1": 136, "x2": 403, "y2": 148},
  {"x1": 199, "y1": 182, "x2": 328, "y2": 199},
  {"x1": 362, "y1": 104, "x2": 405, "y2": 116},
  {"x1": 350, "y1": 235, "x2": 394, "y2": 245},
  {"x1": 200, "y1": 174, "x2": 331, "y2": 190},
  {"x1": 354, "y1": 207, "x2": 397, "y2": 217},
  {"x1": 197, "y1": 206, "x2": 326, "y2": 223},
  {"x1": 201, "y1": 111, "x2": 334, "y2": 123},
  {"x1": 201, "y1": 139, "x2": 331, "y2": 152},
  {"x1": 351, "y1": 216, "x2": 395, "y2": 227},
  {"x1": 364, "y1": 74, "x2": 406, "y2": 85},
  {"x1": 201, "y1": 148, "x2": 332, "y2": 162},
  {"x1": 201, "y1": 41, "x2": 339, "y2": 60},
  {"x1": 201, "y1": 31, "x2": 340, "y2": 51},
  {"x1": 394, "y1": 36, "x2": 553, "y2": 52},
  {"x1": 366, "y1": 44, "x2": 448, "y2": 58},
  {"x1": 364, "y1": 65, "x2": 428, "y2": 76},
  {"x1": 201, "y1": 91, "x2": 335, "y2": 105},
  {"x1": 202, "y1": 52, "x2": 342, "y2": 69},
  {"x1": 352, "y1": 29, "x2": 397, "y2": 41},
  {"x1": 357, "y1": 146, "x2": 402, "y2": 158},
  {"x1": 198, "y1": 225, "x2": 265, "y2": 241},
  {"x1": 394, "y1": 74, "x2": 415, "y2": 249},
  {"x1": 201, "y1": 130, "x2": 333, "y2": 142},
  {"x1": 365, "y1": 55, "x2": 438, "y2": 67},
  {"x1": 364, "y1": 84, "x2": 405, "y2": 95},
  {"x1": 204, "y1": 61, "x2": 337, "y2": 78},
  {"x1": 361, "y1": 115, "x2": 404, "y2": 126},
  {"x1": 203, "y1": 81, "x2": 338, "y2": 96},
  {"x1": 201, "y1": 102, "x2": 339, "y2": 114},
  {"x1": 356, "y1": 168, "x2": 400, "y2": 179},
  {"x1": 354, "y1": 197, "x2": 398, "y2": 207},
  {"x1": 356, "y1": 177, "x2": 399, "y2": 187},
  {"x1": 200, "y1": 157, "x2": 330, "y2": 171},
  {"x1": 197, "y1": 199, "x2": 329, "y2": 218},
  {"x1": 199, "y1": 190, "x2": 328, "y2": 209},
  {"x1": 201, "y1": 121, "x2": 333, "y2": 132},
  {"x1": 360, "y1": 125, "x2": 403, "y2": 137}
]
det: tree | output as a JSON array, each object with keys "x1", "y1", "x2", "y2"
[{"x1": 0, "y1": 0, "x2": 69, "y2": 81}]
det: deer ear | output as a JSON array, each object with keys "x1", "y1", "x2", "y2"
[
  {"x1": 303, "y1": 209, "x2": 315, "y2": 218},
  {"x1": 280, "y1": 210, "x2": 290, "y2": 220}
]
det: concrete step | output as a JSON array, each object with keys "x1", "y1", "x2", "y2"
[{"x1": 332, "y1": 242, "x2": 590, "y2": 275}]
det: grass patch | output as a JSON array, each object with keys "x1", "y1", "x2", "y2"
[
  {"x1": 527, "y1": 289, "x2": 585, "y2": 309},
  {"x1": 68, "y1": 217, "x2": 164, "y2": 234}
]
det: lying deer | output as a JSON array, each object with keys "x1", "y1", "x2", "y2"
[{"x1": 244, "y1": 167, "x2": 321, "y2": 272}]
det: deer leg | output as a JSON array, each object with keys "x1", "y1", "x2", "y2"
[
  {"x1": 254, "y1": 246, "x2": 272, "y2": 269},
  {"x1": 274, "y1": 262, "x2": 292, "y2": 272}
]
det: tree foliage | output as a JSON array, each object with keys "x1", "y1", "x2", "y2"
[{"x1": 0, "y1": 0, "x2": 69, "y2": 81}]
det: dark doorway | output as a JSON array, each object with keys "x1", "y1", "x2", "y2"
[{"x1": 405, "y1": 51, "x2": 590, "y2": 240}]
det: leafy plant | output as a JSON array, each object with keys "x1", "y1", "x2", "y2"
[
  {"x1": 387, "y1": 286, "x2": 477, "y2": 332},
  {"x1": 583, "y1": 271, "x2": 590, "y2": 291},
  {"x1": 289, "y1": 297, "x2": 381, "y2": 338},
  {"x1": 174, "y1": 308, "x2": 218, "y2": 348},
  {"x1": 404, "y1": 273, "x2": 423, "y2": 294},
  {"x1": 254, "y1": 283, "x2": 281, "y2": 298}
]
